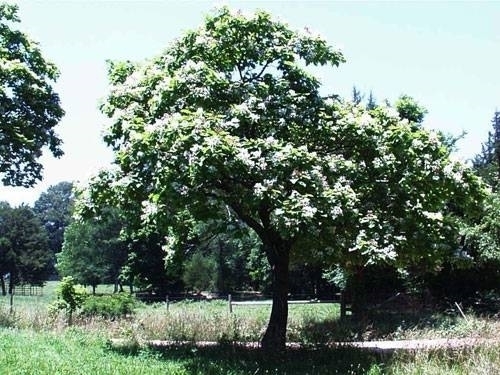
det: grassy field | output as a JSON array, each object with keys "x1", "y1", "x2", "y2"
[{"x1": 2, "y1": 282, "x2": 500, "y2": 374}]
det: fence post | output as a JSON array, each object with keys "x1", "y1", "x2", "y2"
[
  {"x1": 166, "y1": 295, "x2": 170, "y2": 311},
  {"x1": 340, "y1": 292, "x2": 346, "y2": 320},
  {"x1": 228, "y1": 294, "x2": 232, "y2": 313},
  {"x1": 9, "y1": 288, "x2": 14, "y2": 314}
]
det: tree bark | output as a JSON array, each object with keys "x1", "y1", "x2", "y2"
[
  {"x1": 261, "y1": 241, "x2": 290, "y2": 353},
  {"x1": 349, "y1": 266, "x2": 366, "y2": 320}
]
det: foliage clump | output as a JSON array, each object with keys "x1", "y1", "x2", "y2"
[
  {"x1": 0, "y1": 3, "x2": 64, "y2": 187},
  {"x1": 80, "y1": 293, "x2": 137, "y2": 319},
  {"x1": 49, "y1": 276, "x2": 87, "y2": 324}
]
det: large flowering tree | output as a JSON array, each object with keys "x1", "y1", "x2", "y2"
[{"x1": 79, "y1": 8, "x2": 484, "y2": 352}]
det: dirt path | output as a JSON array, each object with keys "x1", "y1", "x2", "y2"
[
  {"x1": 340, "y1": 338, "x2": 499, "y2": 352},
  {"x1": 111, "y1": 337, "x2": 500, "y2": 352}
]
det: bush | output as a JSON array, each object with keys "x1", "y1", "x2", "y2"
[
  {"x1": 49, "y1": 276, "x2": 88, "y2": 324},
  {"x1": 81, "y1": 293, "x2": 137, "y2": 319}
]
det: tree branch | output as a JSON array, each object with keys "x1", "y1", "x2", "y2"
[{"x1": 227, "y1": 201, "x2": 266, "y2": 241}]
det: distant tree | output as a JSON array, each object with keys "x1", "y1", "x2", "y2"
[
  {"x1": 366, "y1": 91, "x2": 377, "y2": 110},
  {"x1": 188, "y1": 217, "x2": 262, "y2": 293},
  {"x1": 57, "y1": 208, "x2": 126, "y2": 294},
  {"x1": 0, "y1": 3, "x2": 64, "y2": 187},
  {"x1": 351, "y1": 87, "x2": 377, "y2": 111},
  {"x1": 0, "y1": 203, "x2": 50, "y2": 295},
  {"x1": 464, "y1": 111, "x2": 500, "y2": 270},
  {"x1": 182, "y1": 251, "x2": 217, "y2": 292},
  {"x1": 33, "y1": 181, "x2": 74, "y2": 277},
  {"x1": 472, "y1": 111, "x2": 500, "y2": 189},
  {"x1": 351, "y1": 86, "x2": 363, "y2": 105},
  {"x1": 394, "y1": 94, "x2": 427, "y2": 125}
]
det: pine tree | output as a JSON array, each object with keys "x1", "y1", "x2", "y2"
[
  {"x1": 366, "y1": 90, "x2": 377, "y2": 110},
  {"x1": 351, "y1": 86, "x2": 363, "y2": 105},
  {"x1": 472, "y1": 110, "x2": 500, "y2": 189}
]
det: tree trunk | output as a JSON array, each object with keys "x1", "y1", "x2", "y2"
[
  {"x1": 261, "y1": 241, "x2": 290, "y2": 353},
  {"x1": 8, "y1": 276, "x2": 14, "y2": 295},
  {"x1": 1, "y1": 277, "x2": 5, "y2": 296},
  {"x1": 349, "y1": 267, "x2": 366, "y2": 320}
]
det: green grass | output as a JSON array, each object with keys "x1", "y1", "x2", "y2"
[
  {"x1": 0, "y1": 328, "x2": 187, "y2": 375},
  {"x1": 0, "y1": 326, "x2": 382, "y2": 375},
  {"x1": 3, "y1": 326, "x2": 500, "y2": 374},
  {"x1": 3, "y1": 282, "x2": 500, "y2": 374}
]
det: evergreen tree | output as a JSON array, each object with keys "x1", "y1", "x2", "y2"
[
  {"x1": 351, "y1": 85, "x2": 363, "y2": 105},
  {"x1": 366, "y1": 90, "x2": 377, "y2": 110},
  {"x1": 0, "y1": 203, "x2": 50, "y2": 294},
  {"x1": 472, "y1": 110, "x2": 500, "y2": 189}
]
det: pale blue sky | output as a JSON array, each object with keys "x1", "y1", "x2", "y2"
[{"x1": 2, "y1": 1, "x2": 499, "y2": 206}]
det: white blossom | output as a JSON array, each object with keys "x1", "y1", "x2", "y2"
[
  {"x1": 411, "y1": 139, "x2": 424, "y2": 150},
  {"x1": 330, "y1": 206, "x2": 343, "y2": 218},
  {"x1": 254, "y1": 183, "x2": 265, "y2": 197},
  {"x1": 141, "y1": 200, "x2": 158, "y2": 222},
  {"x1": 249, "y1": 112, "x2": 260, "y2": 123},
  {"x1": 359, "y1": 112, "x2": 372, "y2": 127},
  {"x1": 422, "y1": 211, "x2": 443, "y2": 221},
  {"x1": 237, "y1": 148, "x2": 253, "y2": 167}
]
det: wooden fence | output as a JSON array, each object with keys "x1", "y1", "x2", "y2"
[
  {"x1": 138, "y1": 291, "x2": 352, "y2": 319},
  {"x1": 227, "y1": 293, "x2": 351, "y2": 317},
  {"x1": 13, "y1": 285, "x2": 43, "y2": 296}
]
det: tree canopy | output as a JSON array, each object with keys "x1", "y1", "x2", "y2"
[
  {"x1": 57, "y1": 207, "x2": 126, "y2": 294},
  {"x1": 0, "y1": 3, "x2": 64, "y2": 187},
  {"x1": 472, "y1": 111, "x2": 500, "y2": 189},
  {"x1": 78, "y1": 7, "x2": 485, "y2": 352},
  {"x1": 34, "y1": 181, "x2": 74, "y2": 275},
  {"x1": 0, "y1": 202, "x2": 50, "y2": 294},
  {"x1": 465, "y1": 111, "x2": 500, "y2": 264}
]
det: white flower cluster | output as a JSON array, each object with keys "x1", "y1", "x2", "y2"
[
  {"x1": 162, "y1": 233, "x2": 178, "y2": 263},
  {"x1": 359, "y1": 112, "x2": 373, "y2": 127},
  {"x1": 443, "y1": 161, "x2": 464, "y2": 184},
  {"x1": 171, "y1": 182, "x2": 189, "y2": 196},
  {"x1": 427, "y1": 131, "x2": 440, "y2": 145},
  {"x1": 235, "y1": 146, "x2": 267, "y2": 170},
  {"x1": 422, "y1": 211, "x2": 443, "y2": 221},
  {"x1": 351, "y1": 227, "x2": 398, "y2": 263},
  {"x1": 372, "y1": 153, "x2": 396, "y2": 169},
  {"x1": 411, "y1": 139, "x2": 425, "y2": 150},
  {"x1": 140, "y1": 200, "x2": 159, "y2": 223}
]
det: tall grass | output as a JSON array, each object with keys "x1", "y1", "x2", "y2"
[
  {"x1": 386, "y1": 345, "x2": 500, "y2": 375},
  {"x1": 132, "y1": 300, "x2": 340, "y2": 343}
]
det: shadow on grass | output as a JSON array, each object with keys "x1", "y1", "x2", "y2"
[
  {"x1": 300, "y1": 309, "x2": 462, "y2": 343},
  {"x1": 110, "y1": 342, "x2": 387, "y2": 375}
]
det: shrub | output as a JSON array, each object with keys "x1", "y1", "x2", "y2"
[
  {"x1": 49, "y1": 276, "x2": 87, "y2": 325},
  {"x1": 81, "y1": 293, "x2": 137, "y2": 319}
]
